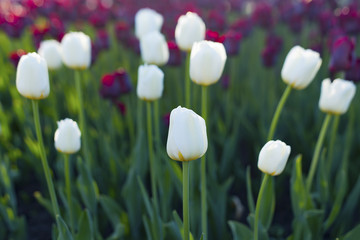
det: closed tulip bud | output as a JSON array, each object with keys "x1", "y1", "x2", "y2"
[
  {"x1": 140, "y1": 31, "x2": 169, "y2": 66},
  {"x1": 281, "y1": 46, "x2": 322, "y2": 90},
  {"x1": 38, "y1": 40, "x2": 62, "y2": 70},
  {"x1": 61, "y1": 32, "x2": 91, "y2": 70},
  {"x1": 167, "y1": 106, "x2": 208, "y2": 161},
  {"x1": 319, "y1": 78, "x2": 356, "y2": 115},
  {"x1": 16, "y1": 53, "x2": 50, "y2": 99},
  {"x1": 137, "y1": 64, "x2": 164, "y2": 101},
  {"x1": 54, "y1": 118, "x2": 81, "y2": 154},
  {"x1": 175, "y1": 12, "x2": 206, "y2": 51},
  {"x1": 258, "y1": 140, "x2": 291, "y2": 176},
  {"x1": 135, "y1": 8, "x2": 163, "y2": 39},
  {"x1": 190, "y1": 40, "x2": 227, "y2": 86}
]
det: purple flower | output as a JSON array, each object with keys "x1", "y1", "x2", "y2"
[
  {"x1": 222, "y1": 30, "x2": 242, "y2": 56},
  {"x1": 329, "y1": 36, "x2": 355, "y2": 74},
  {"x1": 345, "y1": 58, "x2": 360, "y2": 83},
  {"x1": 167, "y1": 41, "x2": 182, "y2": 66},
  {"x1": 252, "y1": 2, "x2": 274, "y2": 30}
]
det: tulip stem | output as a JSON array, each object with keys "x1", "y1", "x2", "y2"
[
  {"x1": 64, "y1": 154, "x2": 74, "y2": 233},
  {"x1": 267, "y1": 85, "x2": 292, "y2": 141},
  {"x1": 254, "y1": 174, "x2": 270, "y2": 240},
  {"x1": 125, "y1": 97, "x2": 135, "y2": 147},
  {"x1": 327, "y1": 114, "x2": 340, "y2": 177},
  {"x1": 32, "y1": 100, "x2": 61, "y2": 228},
  {"x1": 75, "y1": 70, "x2": 91, "y2": 166},
  {"x1": 306, "y1": 114, "x2": 332, "y2": 192},
  {"x1": 185, "y1": 52, "x2": 191, "y2": 108},
  {"x1": 201, "y1": 86, "x2": 208, "y2": 239},
  {"x1": 146, "y1": 101, "x2": 158, "y2": 212},
  {"x1": 183, "y1": 161, "x2": 190, "y2": 240},
  {"x1": 154, "y1": 100, "x2": 161, "y2": 146}
]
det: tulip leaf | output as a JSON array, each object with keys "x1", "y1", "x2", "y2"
[
  {"x1": 75, "y1": 209, "x2": 94, "y2": 240},
  {"x1": 246, "y1": 166, "x2": 255, "y2": 213},
  {"x1": 163, "y1": 221, "x2": 182, "y2": 240},
  {"x1": 259, "y1": 175, "x2": 275, "y2": 230},
  {"x1": 99, "y1": 195, "x2": 126, "y2": 239},
  {"x1": 341, "y1": 224, "x2": 360, "y2": 240},
  {"x1": 56, "y1": 215, "x2": 73, "y2": 240},
  {"x1": 228, "y1": 221, "x2": 253, "y2": 240}
]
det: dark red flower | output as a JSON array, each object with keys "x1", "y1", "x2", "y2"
[
  {"x1": 318, "y1": 10, "x2": 337, "y2": 35},
  {"x1": 114, "y1": 21, "x2": 130, "y2": 43},
  {"x1": 163, "y1": 113, "x2": 170, "y2": 128},
  {"x1": 167, "y1": 41, "x2": 182, "y2": 66},
  {"x1": 303, "y1": 0, "x2": 325, "y2": 20},
  {"x1": 252, "y1": 2, "x2": 274, "y2": 30},
  {"x1": 48, "y1": 14, "x2": 65, "y2": 41},
  {"x1": 100, "y1": 69, "x2": 132, "y2": 99},
  {"x1": 30, "y1": 23, "x2": 50, "y2": 48},
  {"x1": 89, "y1": 10, "x2": 108, "y2": 29},
  {"x1": 113, "y1": 69, "x2": 132, "y2": 95},
  {"x1": 207, "y1": 10, "x2": 226, "y2": 32},
  {"x1": 9, "y1": 49, "x2": 27, "y2": 68},
  {"x1": 222, "y1": 30, "x2": 242, "y2": 56},
  {"x1": 329, "y1": 36, "x2": 355, "y2": 73},
  {"x1": 261, "y1": 34, "x2": 283, "y2": 68},
  {"x1": 114, "y1": 101, "x2": 127, "y2": 116},
  {"x1": 221, "y1": 75, "x2": 230, "y2": 90},
  {"x1": 206, "y1": 30, "x2": 221, "y2": 42},
  {"x1": 230, "y1": 17, "x2": 253, "y2": 38},
  {"x1": 95, "y1": 29, "x2": 110, "y2": 51},
  {"x1": 337, "y1": 5, "x2": 360, "y2": 35},
  {"x1": 345, "y1": 58, "x2": 360, "y2": 83}
]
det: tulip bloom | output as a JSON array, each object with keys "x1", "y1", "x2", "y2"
[
  {"x1": 190, "y1": 41, "x2": 227, "y2": 86},
  {"x1": 16, "y1": 53, "x2": 50, "y2": 100},
  {"x1": 140, "y1": 31, "x2": 169, "y2": 66},
  {"x1": 167, "y1": 106, "x2": 208, "y2": 161},
  {"x1": 137, "y1": 64, "x2": 164, "y2": 101},
  {"x1": 328, "y1": 36, "x2": 354, "y2": 74},
  {"x1": 175, "y1": 12, "x2": 206, "y2": 51},
  {"x1": 38, "y1": 40, "x2": 63, "y2": 70},
  {"x1": 281, "y1": 46, "x2": 322, "y2": 89},
  {"x1": 100, "y1": 69, "x2": 132, "y2": 99},
  {"x1": 345, "y1": 58, "x2": 360, "y2": 83},
  {"x1": 9, "y1": 49, "x2": 27, "y2": 68},
  {"x1": 222, "y1": 31, "x2": 242, "y2": 56},
  {"x1": 61, "y1": 32, "x2": 91, "y2": 70},
  {"x1": 258, "y1": 140, "x2": 291, "y2": 176},
  {"x1": 54, "y1": 118, "x2": 81, "y2": 154},
  {"x1": 319, "y1": 78, "x2": 356, "y2": 115},
  {"x1": 135, "y1": 8, "x2": 163, "y2": 39},
  {"x1": 167, "y1": 41, "x2": 182, "y2": 66}
]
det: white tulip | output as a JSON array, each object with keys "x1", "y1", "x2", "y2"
[
  {"x1": 135, "y1": 8, "x2": 163, "y2": 39},
  {"x1": 16, "y1": 53, "x2": 50, "y2": 99},
  {"x1": 137, "y1": 64, "x2": 164, "y2": 101},
  {"x1": 167, "y1": 106, "x2": 208, "y2": 161},
  {"x1": 140, "y1": 31, "x2": 169, "y2": 66},
  {"x1": 54, "y1": 118, "x2": 81, "y2": 154},
  {"x1": 38, "y1": 40, "x2": 62, "y2": 70},
  {"x1": 258, "y1": 140, "x2": 291, "y2": 176},
  {"x1": 281, "y1": 46, "x2": 322, "y2": 89},
  {"x1": 319, "y1": 78, "x2": 356, "y2": 115},
  {"x1": 190, "y1": 40, "x2": 227, "y2": 86},
  {"x1": 175, "y1": 12, "x2": 206, "y2": 51},
  {"x1": 61, "y1": 32, "x2": 91, "y2": 70}
]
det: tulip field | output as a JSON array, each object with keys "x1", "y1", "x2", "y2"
[{"x1": 2, "y1": 0, "x2": 360, "y2": 239}]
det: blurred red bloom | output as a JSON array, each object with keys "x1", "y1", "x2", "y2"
[
  {"x1": 261, "y1": 34, "x2": 283, "y2": 68},
  {"x1": 222, "y1": 30, "x2": 242, "y2": 56},
  {"x1": 252, "y1": 2, "x2": 274, "y2": 30},
  {"x1": 9, "y1": 49, "x2": 27, "y2": 68},
  {"x1": 329, "y1": 36, "x2": 355, "y2": 74},
  {"x1": 167, "y1": 41, "x2": 182, "y2": 66},
  {"x1": 100, "y1": 69, "x2": 132, "y2": 99},
  {"x1": 230, "y1": 17, "x2": 253, "y2": 38},
  {"x1": 207, "y1": 10, "x2": 226, "y2": 32},
  {"x1": 337, "y1": 5, "x2": 360, "y2": 35},
  {"x1": 345, "y1": 58, "x2": 360, "y2": 83}
]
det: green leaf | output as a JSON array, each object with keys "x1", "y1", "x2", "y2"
[
  {"x1": 342, "y1": 224, "x2": 360, "y2": 240},
  {"x1": 246, "y1": 166, "x2": 255, "y2": 213},
  {"x1": 99, "y1": 195, "x2": 126, "y2": 239},
  {"x1": 75, "y1": 209, "x2": 94, "y2": 240},
  {"x1": 228, "y1": 221, "x2": 253, "y2": 240},
  {"x1": 259, "y1": 175, "x2": 275, "y2": 230},
  {"x1": 57, "y1": 215, "x2": 73, "y2": 240}
]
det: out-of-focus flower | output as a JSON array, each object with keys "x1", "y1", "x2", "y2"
[
  {"x1": 38, "y1": 40, "x2": 62, "y2": 70},
  {"x1": 166, "y1": 106, "x2": 207, "y2": 162},
  {"x1": 258, "y1": 140, "x2": 291, "y2": 176},
  {"x1": 61, "y1": 32, "x2": 91, "y2": 69},
  {"x1": 261, "y1": 34, "x2": 283, "y2": 68},
  {"x1": 230, "y1": 17, "x2": 253, "y2": 38},
  {"x1": 135, "y1": 8, "x2": 163, "y2": 39},
  {"x1": 9, "y1": 49, "x2": 27, "y2": 68},
  {"x1": 345, "y1": 58, "x2": 360, "y2": 83},
  {"x1": 100, "y1": 69, "x2": 132, "y2": 99},
  {"x1": 206, "y1": 30, "x2": 221, "y2": 42},
  {"x1": 337, "y1": 5, "x2": 360, "y2": 35},
  {"x1": 54, "y1": 118, "x2": 81, "y2": 154},
  {"x1": 89, "y1": 10, "x2": 108, "y2": 29},
  {"x1": 114, "y1": 21, "x2": 130, "y2": 43},
  {"x1": 221, "y1": 75, "x2": 230, "y2": 90},
  {"x1": 163, "y1": 112, "x2": 170, "y2": 127},
  {"x1": 114, "y1": 101, "x2": 126, "y2": 116},
  {"x1": 279, "y1": 2, "x2": 305, "y2": 33},
  {"x1": 190, "y1": 41, "x2": 227, "y2": 86},
  {"x1": 319, "y1": 78, "x2": 356, "y2": 114},
  {"x1": 303, "y1": 0, "x2": 325, "y2": 20},
  {"x1": 207, "y1": 10, "x2": 226, "y2": 32},
  {"x1": 281, "y1": 46, "x2": 322, "y2": 89},
  {"x1": 167, "y1": 41, "x2": 182, "y2": 66},
  {"x1": 31, "y1": 23, "x2": 50, "y2": 48},
  {"x1": 137, "y1": 64, "x2": 164, "y2": 101},
  {"x1": 252, "y1": 2, "x2": 274, "y2": 30},
  {"x1": 140, "y1": 31, "x2": 169, "y2": 66},
  {"x1": 16, "y1": 53, "x2": 50, "y2": 100},
  {"x1": 48, "y1": 14, "x2": 65, "y2": 41},
  {"x1": 329, "y1": 36, "x2": 355, "y2": 74},
  {"x1": 223, "y1": 31, "x2": 242, "y2": 56},
  {"x1": 95, "y1": 29, "x2": 110, "y2": 51},
  {"x1": 318, "y1": 10, "x2": 337, "y2": 35},
  {"x1": 175, "y1": 12, "x2": 206, "y2": 51}
]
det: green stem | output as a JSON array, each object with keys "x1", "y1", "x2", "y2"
[
  {"x1": 254, "y1": 174, "x2": 270, "y2": 240},
  {"x1": 75, "y1": 70, "x2": 91, "y2": 166},
  {"x1": 146, "y1": 101, "x2": 158, "y2": 211},
  {"x1": 32, "y1": 100, "x2": 61, "y2": 227},
  {"x1": 201, "y1": 86, "x2": 208, "y2": 239},
  {"x1": 64, "y1": 154, "x2": 74, "y2": 233},
  {"x1": 183, "y1": 161, "x2": 190, "y2": 240},
  {"x1": 267, "y1": 85, "x2": 292, "y2": 141},
  {"x1": 306, "y1": 114, "x2": 332, "y2": 192},
  {"x1": 125, "y1": 97, "x2": 135, "y2": 147},
  {"x1": 185, "y1": 52, "x2": 191, "y2": 108},
  {"x1": 327, "y1": 114, "x2": 340, "y2": 177},
  {"x1": 154, "y1": 100, "x2": 161, "y2": 146}
]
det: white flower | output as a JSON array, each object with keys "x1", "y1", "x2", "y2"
[
  {"x1": 319, "y1": 78, "x2": 356, "y2": 115},
  {"x1": 190, "y1": 41, "x2": 227, "y2": 86},
  {"x1": 167, "y1": 106, "x2": 208, "y2": 161},
  {"x1": 175, "y1": 12, "x2": 206, "y2": 51},
  {"x1": 137, "y1": 64, "x2": 164, "y2": 101},
  {"x1": 38, "y1": 40, "x2": 62, "y2": 70},
  {"x1": 16, "y1": 53, "x2": 50, "y2": 99},
  {"x1": 281, "y1": 46, "x2": 322, "y2": 89},
  {"x1": 258, "y1": 140, "x2": 291, "y2": 176},
  {"x1": 135, "y1": 8, "x2": 163, "y2": 39},
  {"x1": 54, "y1": 118, "x2": 81, "y2": 154},
  {"x1": 61, "y1": 32, "x2": 91, "y2": 69},
  {"x1": 140, "y1": 31, "x2": 169, "y2": 66}
]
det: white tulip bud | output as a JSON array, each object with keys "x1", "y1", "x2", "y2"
[
  {"x1": 61, "y1": 32, "x2": 91, "y2": 70},
  {"x1": 38, "y1": 40, "x2": 62, "y2": 70},
  {"x1": 16, "y1": 53, "x2": 50, "y2": 99},
  {"x1": 175, "y1": 12, "x2": 206, "y2": 51},
  {"x1": 319, "y1": 78, "x2": 356, "y2": 115},
  {"x1": 137, "y1": 64, "x2": 164, "y2": 101},
  {"x1": 190, "y1": 40, "x2": 227, "y2": 86},
  {"x1": 167, "y1": 106, "x2": 208, "y2": 161},
  {"x1": 54, "y1": 118, "x2": 81, "y2": 154},
  {"x1": 135, "y1": 8, "x2": 163, "y2": 39},
  {"x1": 281, "y1": 46, "x2": 322, "y2": 89},
  {"x1": 258, "y1": 140, "x2": 291, "y2": 176},
  {"x1": 140, "y1": 31, "x2": 169, "y2": 66}
]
